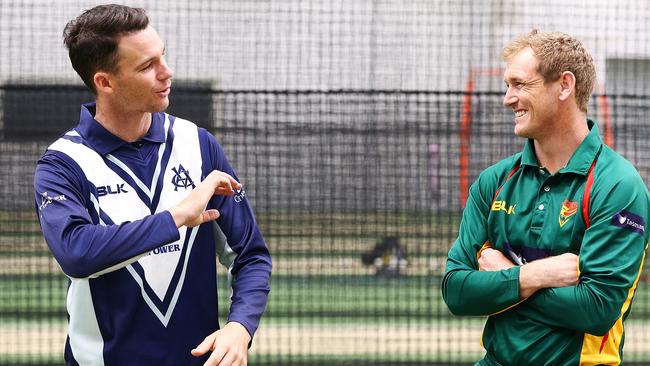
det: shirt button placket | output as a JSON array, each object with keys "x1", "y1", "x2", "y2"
[
  {"x1": 539, "y1": 183, "x2": 550, "y2": 211},
  {"x1": 532, "y1": 178, "x2": 549, "y2": 229}
]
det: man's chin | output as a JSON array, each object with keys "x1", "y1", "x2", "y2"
[
  {"x1": 152, "y1": 100, "x2": 170, "y2": 113},
  {"x1": 513, "y1": 125, "x2": 531, "y2": 138},
  {"x1": 513, "y1": 127, "x2": 524, "y2": 137}
]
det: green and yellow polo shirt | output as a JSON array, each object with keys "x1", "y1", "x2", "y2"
[{"x1": 442, "y1": 119, "x2": 649, "y2": 366}]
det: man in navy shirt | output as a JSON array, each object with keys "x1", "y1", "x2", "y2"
[{"x1": 33, "y1": 4, "x2": 271, "y2": 366}]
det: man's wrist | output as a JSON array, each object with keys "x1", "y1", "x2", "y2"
[
  {"x1": 519, "y1": 261, "x2": 543, "y2": 299},
  {"x1": 167, "y1": 207, "x2": 186, "y2": 228},
  {"x1": 226, "y1": 321, "x2": 253, "y2": 346}
]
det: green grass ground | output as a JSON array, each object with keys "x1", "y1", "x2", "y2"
[
  {"x1": 2, "y1": 272, "x2": 650, "y2": 364},
  {"x1": 2, "y1": 211, "x2": 650, "y2": 364},
  {"x1": 3, "y1": 271, "x2": 650, "y2": 322}
]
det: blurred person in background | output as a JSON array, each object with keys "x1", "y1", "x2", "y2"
[
  {"x1": 442, "y1": 29, "x2": 649, "y2": 366},
  {"x1": 33, "y1": 4, "x2": 271, "y2": 366}
]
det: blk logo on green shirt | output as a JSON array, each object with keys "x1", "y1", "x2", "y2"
[{"x1": 491, "y1": 200, "x2": 516, "y2": 215}]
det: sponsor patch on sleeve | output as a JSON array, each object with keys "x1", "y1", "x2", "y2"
[{"x1": 611, "y1": 210, "x2": 645, "y2": 235}]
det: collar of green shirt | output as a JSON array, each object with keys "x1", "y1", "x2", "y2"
[{"x1": 520, "y1": 118, "x2": 603, "y2": 176}]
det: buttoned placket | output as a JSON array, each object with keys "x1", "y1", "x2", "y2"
[{"x1": 531, "y1": 168, "x2": 551, "y2": 232}]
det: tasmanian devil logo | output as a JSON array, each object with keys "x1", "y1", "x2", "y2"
[
  {"x1": 171, "y1": 164, "x2": 196, "y2": 191},
  {"x1": 558, "y1": 199, "x2": 578, "y2": 227}
]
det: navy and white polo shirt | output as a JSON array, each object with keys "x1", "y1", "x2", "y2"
[{"x1": 34, "y1": 102, "x2": 271, "y2": 366}]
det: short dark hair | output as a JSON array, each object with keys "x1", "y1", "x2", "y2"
[{"x1": 63, "y1": 4, "x2": 149, "y2": 94}]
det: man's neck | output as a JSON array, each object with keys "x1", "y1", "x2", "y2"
[
  {"x1": 94, "y1": 101, "x2": 152, "y2": 143},
  {"x1": 533, "y1": 113, "x2": 589, "y2": 174}
]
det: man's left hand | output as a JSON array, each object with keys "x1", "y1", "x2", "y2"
[
  {"x1": 191, "y1": 321, "x2": 252, "y2": 366},
  {"x1": 478, "y1": 248, "x2": 515, "y2": 271}
]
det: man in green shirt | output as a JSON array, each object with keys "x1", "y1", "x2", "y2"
[{"x1": 442, "y1": 30, "x2": 650, "y2": 366}]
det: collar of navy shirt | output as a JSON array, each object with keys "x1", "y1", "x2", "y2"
[{"x1": 75, "y1": 102, "x2": 167, "y2": 156}]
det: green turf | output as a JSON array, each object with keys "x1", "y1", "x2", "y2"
[
  {"x1": 2, "y1": 209, "x2": 650, "y2": 363},
  {"x1": 6, "y1": 351, "x2": 650, "y2": 366},
  {"x1": 3, "y1": 272, "x2": 650, "y2": 322},
  {"x1": 0, "y1": 355, "x2": 479, "y2": 366},
  {"x1": 0, "y1": 273, "x2": 452, "y2": 322},
  {"x1": 248, "y1": 353, "x2": 483, "y2": 365}
]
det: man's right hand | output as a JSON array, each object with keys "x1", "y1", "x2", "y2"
[
  {"x1": 168, "y1": 170, "x2": 242, "y2": 228},
  {"x1": 519, "y1": 253, "x2": 580, "y2": 299}
]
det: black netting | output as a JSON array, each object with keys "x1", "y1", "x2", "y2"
[{"x1": 2, "y1": 1, "x2": 650, "y2": 365}]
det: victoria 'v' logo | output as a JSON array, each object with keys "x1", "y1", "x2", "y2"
[{"x1": 171, "y1": 164, "x2": 195, "y2": 191}]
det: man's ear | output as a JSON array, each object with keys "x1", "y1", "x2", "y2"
[
  {"x1": 558, "y1": 71, "x2": 576, "y2": 102},
  {"x1": 93, "y1": 71, "x2": 113, "y2": 94}
]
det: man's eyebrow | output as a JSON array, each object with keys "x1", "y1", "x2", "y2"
[
  {"x1": 504, "y1": 76, "x2": 525, "y2": 84},
  {"x1": 135, "y1": 46, "x2": 165, "y2": 69}
]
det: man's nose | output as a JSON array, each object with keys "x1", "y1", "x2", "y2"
[
  {"x1": 503, "y1": 87, "x2": 517, "y2": 108},
  {"x1": 159, "y1": 58, "x2": 174, "y2": 80}
]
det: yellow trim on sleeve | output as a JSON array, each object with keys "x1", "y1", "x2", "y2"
[
  {"x1": 477, "y1": 240, "x2": 526, "y2": 316},
  {"x1": 579, "y1": 251, "x2": 646, "y2": 366},
  {"x1": 477, "y1": 241, "x2": 492, "y2": 261},
  {"x1": 488, "y1": 298, "x2": 526, "y2": 316}
]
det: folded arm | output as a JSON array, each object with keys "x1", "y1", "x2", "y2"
[
  {"x1": 442, "y1": 163, "x2": 525, "y2": 316},
  {"x1": 519, "y1": 184, "x2": 648, "y2": 335}
]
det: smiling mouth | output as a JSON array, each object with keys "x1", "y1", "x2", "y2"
[
  {"x1": 156, "y1": 87, "x2": 171, "y2": 95},
  {"x1": 515, "y1": 110, "x2": 527, "y2": 118}
]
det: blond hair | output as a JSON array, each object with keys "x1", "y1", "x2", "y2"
[{"x1": 502, "y1": 29, "x2": 596, "y2": 113}]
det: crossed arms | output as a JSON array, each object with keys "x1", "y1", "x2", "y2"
[{"x1": 441, "y1": 168, "x2": 647, "y2": 336}]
